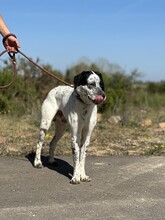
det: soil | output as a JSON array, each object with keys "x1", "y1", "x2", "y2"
[{"x1": 0, "y1": 115, "x2": 164, "y2": 157}]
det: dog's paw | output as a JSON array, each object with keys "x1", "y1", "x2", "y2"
[
  {"x1": 48, "y1": 158, "x2": 58, "y2": 166},
  {"x1": 34, "y1": 163, "x2": 43, "y2": 169},
  {"x1": 34, "y1": 161, "x2": 43, "y2": 168},
  {"x1": 80, "y1": 175, "x2": 91, "y2": 182},
  {"x1": 70, "y1": 177, "x2": 81, "y2": 184}
]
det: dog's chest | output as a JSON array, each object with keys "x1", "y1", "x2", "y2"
[{"x1": 77, "y1": 105, "x2": 94, "y2": 122}]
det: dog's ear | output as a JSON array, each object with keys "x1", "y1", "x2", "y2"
[
  {"x1": 74, "y1": 71, "x2": 91, "y2": 88},
  {"x1": 95, "y1": 72, "x2": 105, "y2": 91}
]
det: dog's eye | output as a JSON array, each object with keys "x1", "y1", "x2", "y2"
[{"x1": 88, "y1": 82, "x2": 96, "y2": 89}]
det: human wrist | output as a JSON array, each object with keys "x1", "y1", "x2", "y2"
[
  {"x1": 2, "y1": 33, "x2": 17, "y2": 46},
  {"x1": 1, "y1": 29, "x2": 10, "y2": 37}
]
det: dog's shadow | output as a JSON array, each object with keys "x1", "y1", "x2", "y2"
[{"x1": 26, "y1": 153, "x2": 73, "y2": 180}]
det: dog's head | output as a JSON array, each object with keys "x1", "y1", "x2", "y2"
[{"x1": 74, "y1": 71, "x2": 106, "y2": 105}]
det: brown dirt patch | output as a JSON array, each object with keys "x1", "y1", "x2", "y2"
[{"x1": 0, "y1": 115, "x2": 164, "y2": 157}]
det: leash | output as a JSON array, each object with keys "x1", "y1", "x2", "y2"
[
  {"x1": 0, "y1": 49, "x2": 17, "y2": 89},
  {"x1": 17, "y1": 49, "x2": 74, "y2": 88},
  {"x1": 0, "y1": 35, "x2": 74, "y2": 89}
]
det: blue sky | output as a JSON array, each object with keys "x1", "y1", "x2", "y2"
[{"x1": 1, "y1": 0, "x2": 165, "y2": 81}]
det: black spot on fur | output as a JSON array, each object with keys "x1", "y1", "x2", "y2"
[
  {"x1": 74, "y1": 71, "x2": 91, "y2": 88},
  {"x1": 74, "y1": 71, "x2": 105, "y2": 91}
]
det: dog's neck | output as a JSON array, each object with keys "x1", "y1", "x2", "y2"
[{"x1": 74, "y1": 89, "x2": 86, "y2": 104}]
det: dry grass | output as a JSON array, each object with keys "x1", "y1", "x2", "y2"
[{"x1": 0, "y1": 115, "x2": 165, "y2": 157}]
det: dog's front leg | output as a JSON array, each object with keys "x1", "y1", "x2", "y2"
[
  {"x1": 79, "y1": 135, "x2": 91, "y2": 182},
  {"x1": 79, "y1": 113, "x2": 97, "y2": 182},
  {"x1": 70, "y1": 135, "x2": 81, "y2": 184}
]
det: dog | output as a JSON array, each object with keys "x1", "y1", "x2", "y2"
[{"x1": 34, "y1": 70, "x2": 106, "y2": 184}]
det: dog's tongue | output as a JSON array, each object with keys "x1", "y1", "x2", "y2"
[{"x1": 94, "y1": 95, "x2": 104, "y2": 104}]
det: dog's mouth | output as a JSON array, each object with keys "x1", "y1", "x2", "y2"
[{"x1": 88, "y1": 95, "x2": 105, "y2": 105}]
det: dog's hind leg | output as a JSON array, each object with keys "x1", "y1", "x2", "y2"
[
  {"x1": 34, "y1": 97, "x2": 58, "y2": 168},
  {"x1": 49, "y1": 116, "x2": 67, "y2": 165},
  {"x1": 34, "y1": 129, "x2": 46, "y2": 168}
]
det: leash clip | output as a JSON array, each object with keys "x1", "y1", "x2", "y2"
[{"x1": 8, "y1": 52, "x2": 16, "y2": 64}]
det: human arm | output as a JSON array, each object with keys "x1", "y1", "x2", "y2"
[{"x1": 0, "y1": 16, "x2": 20, "y2": 52}]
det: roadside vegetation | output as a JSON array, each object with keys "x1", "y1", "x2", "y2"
[{"x1": 0, "y1": 56, "x2": 165, "y2": 156}]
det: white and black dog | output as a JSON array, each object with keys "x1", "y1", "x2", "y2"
[{"x1": 34, "y1": 70, "x2": 106, "y2": 184}]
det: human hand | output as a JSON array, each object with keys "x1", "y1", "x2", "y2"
[{"x1": 3, "y1": 34, "x2": 20, "y2": 53}]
